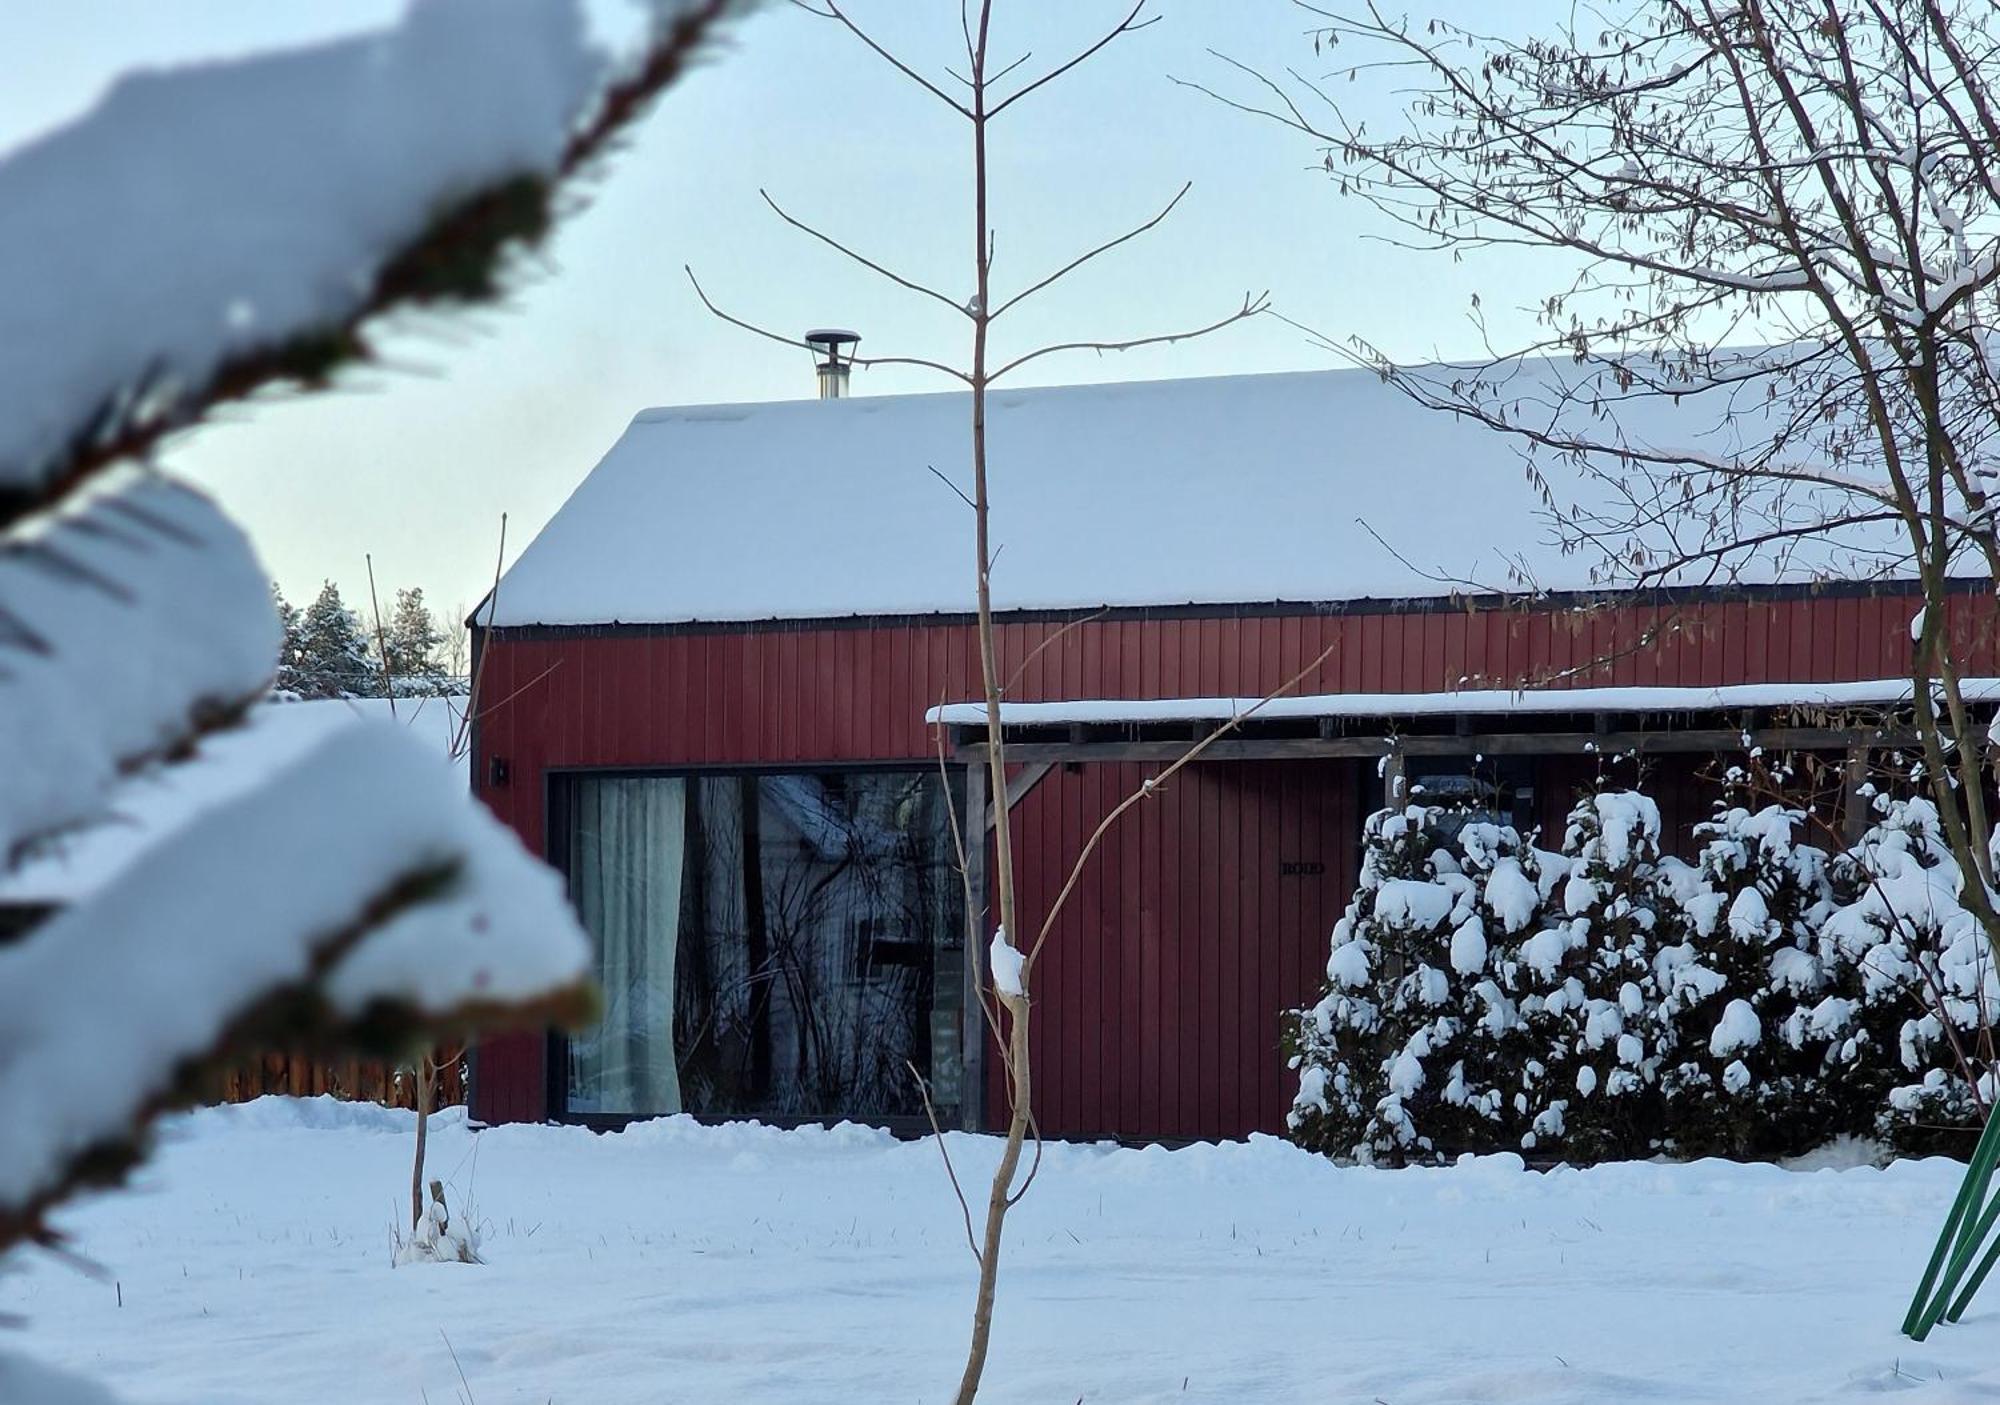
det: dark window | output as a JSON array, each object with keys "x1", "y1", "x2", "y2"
[{"x1": 553, "y1": 768, "x2": 965, "y2": 1124}]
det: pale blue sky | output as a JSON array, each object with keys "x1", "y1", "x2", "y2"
[{"x1": 0, "y1": 1, "x2": 1560, "y2": 619}]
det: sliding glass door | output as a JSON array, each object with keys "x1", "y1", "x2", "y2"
[{"x1": 556, "y1": 768, "x2": 965, "y2": 1124}]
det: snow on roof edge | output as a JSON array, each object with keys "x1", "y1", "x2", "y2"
[
  {"x1": 619, "y1": 367, "x2": 1328, "y2": 425},
  {"x1": 926, "y1": 678, "x2": 2000, "y2": 728}
]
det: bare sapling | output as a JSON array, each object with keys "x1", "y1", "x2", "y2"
[
  {"x1": 692, "y1": 4, "x2": 1324, "y2": 1396},
  {"x1": 405, "y1": 1043, "x2": 466, "y2": 1231},
  {"x1": 369, "y1": 522, "x2": 508, "y2": 1231}
]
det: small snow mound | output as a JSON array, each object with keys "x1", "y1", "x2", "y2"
[
  {"x1": 1449, "y1": 915, "x2": 1488, "y2": 975},
  {"x1": 395, "y1": 1180, "x2": 480, "y2": 1266},
  {"x1": 1710, "y1": 999, "x2": 1763, "y2": 1057},
  {"x1": 1781, "y1": 1135, "x2": 1890, "y2": 1171}
]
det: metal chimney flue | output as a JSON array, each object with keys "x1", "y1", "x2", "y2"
[{"x1": 804, "y1": 328, "x2": 860, "y2": 399}]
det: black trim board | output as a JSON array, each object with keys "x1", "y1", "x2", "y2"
[{"x1": 476, "y1": 574, "x2": 1978, "y2": 643}]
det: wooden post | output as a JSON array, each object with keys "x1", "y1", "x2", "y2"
[
  {"x1": 1843, "y1": 745, "x2": 1870, "y2": 848},
  {"x1": 961, "y1": 759, "x2": 989, "y2": 1133}
]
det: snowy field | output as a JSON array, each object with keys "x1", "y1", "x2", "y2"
[{"x1": 5, "y1": 1099, "x2": 1997, "y2": 1404}]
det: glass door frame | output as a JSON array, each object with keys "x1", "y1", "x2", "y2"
[{"x1": 542, "y1": 759, "x2": 971, "y2": 1134}]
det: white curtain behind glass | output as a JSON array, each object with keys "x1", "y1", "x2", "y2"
[{"x1": 568, "y1": 777, "x2": 685, "y2": 1115}]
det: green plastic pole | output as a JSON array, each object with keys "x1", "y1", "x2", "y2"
[
  {"x1": 1912, "y1": 1188, "x2": 2000, "y2": 1339},
  {"x1": 1943, "y1": 1224, "x2": 2000, "y2": 1324},
  {"x1": 1904, "y1": 1105, "x2": 2000, "y2": 1337}
]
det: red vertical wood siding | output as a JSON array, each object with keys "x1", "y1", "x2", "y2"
[{"x1": 471, "y1": 587, "x2": 1995, "y2": 1136}]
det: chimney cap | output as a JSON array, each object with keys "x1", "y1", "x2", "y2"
[{"x1": 805, "y1": 328, "x2": 861, "y2": 399}]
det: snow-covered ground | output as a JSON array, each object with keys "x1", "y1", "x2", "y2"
[{"x1": 3, "y1": 1099, "x2": 1994, "y2": 1404}]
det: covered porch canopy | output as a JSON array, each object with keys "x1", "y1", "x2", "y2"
[
  {"x1": 927, "y1": 678, "x2": 2000, "y2": 1128},
  {"x1": 930, "y1": 678, "x2": 2000, "y2": 766},
  {"x1": 931, "y1": 678, "x2": 2000, "y2": 851}
]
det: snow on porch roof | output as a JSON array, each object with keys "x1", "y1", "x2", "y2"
[
  {"x1": 487, "y1": 365, "x2": 1901, "y2": 630},
  {"x1": 926, "y1": 678, "x2": 2000, "y2": 729}
]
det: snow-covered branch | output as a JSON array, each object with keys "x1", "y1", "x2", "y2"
[
  {"x1": 0, "y1": 722, "x2": 591, "y2": 1257},
  {"x1": 0, "y1": 0, "x2": 741, "y2": 525},
  {"x1": 0, "y1": 5, "x2": 738, "y2": 1394},
  {"x1": 0, "y1": 476, "x2": 277, "y2": 864}
]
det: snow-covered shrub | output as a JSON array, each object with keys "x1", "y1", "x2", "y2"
[
  {"x1": 1654, "y1": 800, "x2": 1838, "y2": 1158},
  {"x1": 395, "y1": 1179, "x2": 481, "y2": 1265},
  {"x1": 1288, "y1": 805, "x2": 1536, "y2": 1163},
  {"x1": 1503, "y1": 792, "x2": 1669, "y2": 1163},
  {"x1": 1290, "y1": 781, "x2": 2000, "y2": 1167},
  {"x1": 1457, "y1": 819, "x2": 1565, "y2": 1138},
  {"x1": 1820, "y1": 797, "x2": 1999, "y2": 1154}
]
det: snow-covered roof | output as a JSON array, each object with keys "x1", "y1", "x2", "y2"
[
  {"x1": 488, "y1": 366, "x2": 1903, "y2": 629},
  {"x1": 0, "y1": 696, "x2": 466, "y2": 906},
  {"x1": 926, "y1": 678, "x2": 2000, "y2": 729}
]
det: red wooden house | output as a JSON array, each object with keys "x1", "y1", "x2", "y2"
[{"x1": 467, "y1": 368, "x2": 1990, "y2": 1141}]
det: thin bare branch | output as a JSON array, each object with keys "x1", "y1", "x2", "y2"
[
  {"x1": 989, "y1": 291, "x2": 1270, "y2": 381},
  {"x1": 796, "y1": 0, "x2": 974, "y2": 118},
  {"x1": 934, "y1": 703, "x2": 1004, "y2": 1050},
  {"x1": 929, "y1": 464, "x2": 979, "y2": 511},
  {"x1": 987, "y1": 49, "x2": 1035, "y2": 88},
  {"x1": 1003, "y1": 608, "x2": 1110, "y2": 694},
  {"x1": 1003, "y1": 1110, "x2": 1044, "y2": 1207},
  {"x1": 452, "y1": 514, "x2": 508, "y2": 762},
  {"x1": 987, "y1": 1, "x2": 1159, "y2": 118},
  {"x1": 684, "y1": 267, "x2": 972, "y2": 383},
  {"x1": 991, "y1": 182, "x2": 1192, "y2": 319},
  {"x1": 364, "y1": 553, "x2": 398, "y2": 720},
  {"x1": 760, "y1": 189, "x2": 971, "y2": 320},
  {"x1": 909, "y1": 1059, "x2": 982, "y2": 1266},
  {"x1": 1026, "y1": 640, "x2": 1339, "y2": 965}
]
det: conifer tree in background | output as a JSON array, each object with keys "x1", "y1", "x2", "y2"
[
  {"x1": 1655, "y1": 795, "x2": 1837, "y2": 1159},
  {"x1": 1509, "y1": 792, "x2": 1670, "y2": 1163},
  {"x1": 270, "y1": 583, "x2": 306, "y2": 696},
  {"x1": 384, "y1": 586, "x2": 453, "y2": 697},
  {"x1": 293, "y1": 580, "x2": 377, "y2": 699}
]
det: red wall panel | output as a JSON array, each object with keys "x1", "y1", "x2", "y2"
[{"x1": 471, "y1": 586, "x2": 1995, "y2": 1137}]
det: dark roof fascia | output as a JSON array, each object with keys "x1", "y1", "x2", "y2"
[{"x1": 474, "y1": 574, "x2": 1979, "y2": 644}]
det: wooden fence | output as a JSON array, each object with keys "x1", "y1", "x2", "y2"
[{"x1": 212, "y1": 1051, "x2": 466, "y2": 1110}]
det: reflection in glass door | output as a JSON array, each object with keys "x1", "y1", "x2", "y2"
[{"x1": 557, "y1": 768, "x2": 964, "y2": 1123}]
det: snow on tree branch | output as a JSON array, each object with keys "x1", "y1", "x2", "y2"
[
  {"x1": 0, "y1": 475, "x2": 278, "y2": 865},
  {"x1": 0, "y1": 0, "x2": 741, "y2": 525},
  {"x1": 0, "y1": 721, "x2": 592, "y2": 1257},
  {"x1": 0, "y1": 3, "x2": 737, "y2": 1396}
]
